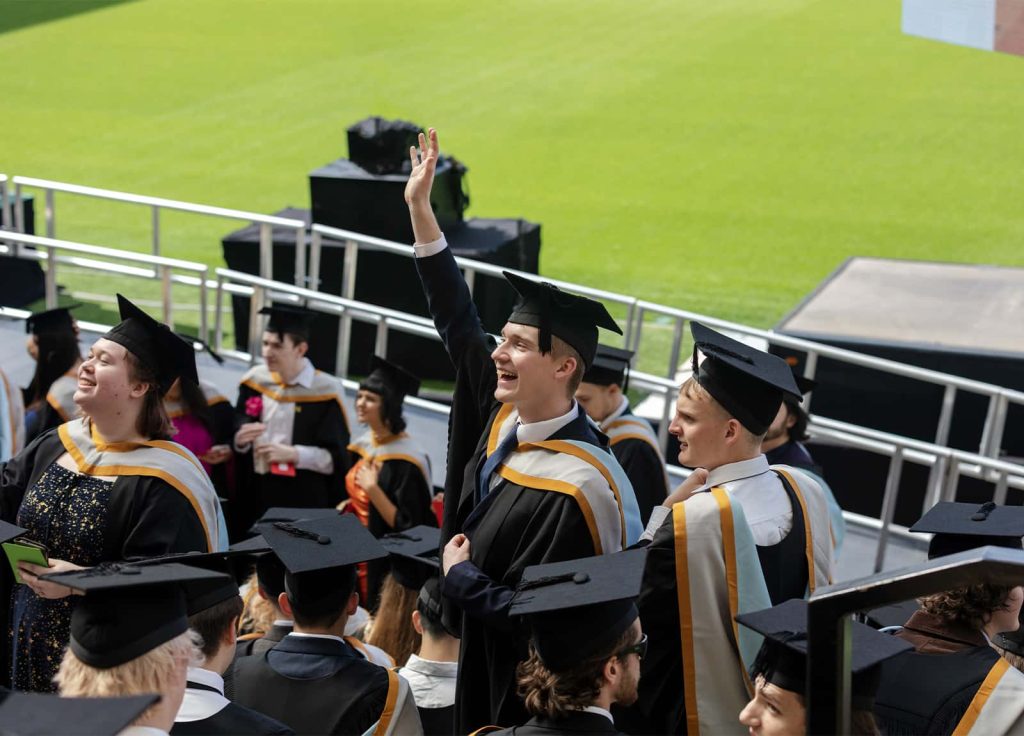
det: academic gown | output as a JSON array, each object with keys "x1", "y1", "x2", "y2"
[
  {"x1": 621, "y1": 467, "x2": 833, "y2": 735},
  {"x1": 234, "y1": 365, "x2": 350, "y2": 526},
  {"x1": 231, "y1": 634, "x2": 421, "y2": 735},
  {"x1": 765, "y1": 439, "x2": 820, "y2": 476},
  {"x1": 172, "y1": 671, "x2": 294, "y2": 735},
  {"x1": 600, "y1": 405, "x2": 668, "y2": 525},
  {"x1": 416, "y1": 245, "x2": 635, "y2": 734},
  {"x1": 874, "y1": 611, "x2": 1024, "y2": 734},
  {"x1": 483, "y1": 711, "x2": 625, "y2": 735},
  {"x1": 0, "y1": 422, "x2": 215, "y2": 690}
]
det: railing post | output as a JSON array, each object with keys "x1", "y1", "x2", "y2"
[
  {"x1": 44, "y1": 245, "x2": 58, "y2": 308},
  {"x1": 979, "y1": 395, "x2": 999, "y2": 457},
  {"x1": 294, "y1": 225, "x2": 306, "y2": 288},
  {"x1": 13, "y1": 183, "x2": 24, "y2": 236},
  {"x1": 657, "y1": 385, "x2": 675, "y2": 451},
  {"x1": 629, "y1": 306, "x2": 645, "y2": 355},
  {"x1": 666, "y1": 317, "x2": 685, "y2": 381},
  {"x1": 923, "y1": 454, "x2": 948, "y2": 515},
  {"x1": 161, "y1": 265, "x2": 173, "y2": 326},
  {"x1": 942, "y1": 458, "x2": 961, "y2": 502},
  {"x1": 806, "y1": 608, "x2": 854, "y2": 736},
  {"x1": 993, "y1": 470, "x2": 1010, "y2": 506},
  {"x1": 248, "y1": 286, "x2": 265, "y2": 366},
  {"x1": 198, "y1": 267, "x2": 209, "y2": 344},
  {"x1": 986, "y1": 394, "x2": 1009, "y2": 460},
  {"x1": 309, "y1": 229, "x2": 322, "y2": 291},
  {"x1": 213, "y1": 275, "x2": 224, "y2": 354},
  {"x1": 622, "y1": 300, "x2": 636, "y2": 352},
  {"x1": 335, "y1": 308, "x2": 350, "y2": 381},
  {"x1": 0, "y1": 178, "x2": 9, "y2": 233},
  {"x1": 45, "y1": 189, "x2": 55, "y2": 238},
  {"x1": 375, "y1": 317, "x2": 389, "y2": 357},
  {"x1": 874, "y1": 447, "x2": 905, "y2": 573},
  {"x1": 802, "y1": 351, "x2": 819, "y2": 411},
  {"x1": 151, "y1": 205, "x2": 160, "y2": 257},
  {"x1": 934, "y1": 384, "x2": 956, "y2": 447},
  {"x1": 259, "y1": 223, "x2": 272, "y2": 281},
  {"x1": 335, "y1": 239, "x2": 360, "y2": 379}
]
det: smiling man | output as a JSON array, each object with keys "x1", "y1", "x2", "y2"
[{"x1": 405, "y1": 128, "x2": 640, "y2": 733}]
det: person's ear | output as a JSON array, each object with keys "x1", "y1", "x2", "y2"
[
  {"x1": 723, "y1": 418, "x2": 741, "y2": 444},
  {"x1": 127, "y1": 380, "x2": 150, "y2": 400},
  {"x1": 224, "y1": 615, "x2": 240, "y2": 646},
  {"x1": 784, "y1": 409, "x2": 797, "y2": 430},
  {"x1": 554, "y1": 354, "x2": 578, "y2": 382},
  {"x1": 296, "y1": 340, "x2": 309, "y2": 358},
  {"x1": 411, "y1": 609, "x2": 424, "y2": 636},
  {"x1": 278, "y1": 592, "x2": 294, "y2": 618},
  {"x1": 603, "y1": 655, "x2": 621, "y2": 687},
  {"x1": 346, "y1": 591, "x2": 359, "y2": 616}
]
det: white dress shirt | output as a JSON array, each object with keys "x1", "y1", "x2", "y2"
[
  {"x1": 175, "y1": 667, "x2": 230, "y2": 723},
  {"x1": 397, "y1": 654, "x2": 458, "y2": 709},
  {"x1": 599, "y1": 395, "x2": 631, "y2": 431},
  {"x1": 486, "y1": 402, "x2": 582, "y2": 492},
  {"x1": 642, "y1": 455, "x2": 793, "y2": 546},
  {"x1": 581, "y1": 705, "x2": 615, "y2": 724},
  {"x1": 235, "y1": 358, "x2": 334, "y2": 474}
]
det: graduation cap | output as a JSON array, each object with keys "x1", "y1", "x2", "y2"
[
  {"x1": 909, "y1": 501, "x2": 1024, "y2": 560},
  {"x1": 503, "y1": 271, "x2": 622, "y2": 369},
  {"x1": 582, "y1": 344, "x2": 634, "y2": 389},
  {"x1": 510, "y1": 549, "x2": 646, "y2": 672},
  {"x1": 736, "y1": 599, "x2": 912, "y2": 707},
  {"x1": 248, "y1": 507, "x2": 341, "y2": 537},
  {"x1": 260, "y1": 304, "x2": 315, "y2": 342},
  {"x1": 176, "y1": 332, "x2": 225, "y2": 365},
  {"x1": 103, "y1": 294, "x2": 198, "y2": 393},
  {"x1": 361, "y1": 356, "x2": 421, "y2": 399},
  {"x1": 690, "y1": 322, "x2": 802, "y2": 435},
  {"x1": 43, "y1": 562, "x2": 231, "y2": 669},
  {"x1": 25, "y1": 305, "x2": 78, "y2": 336},
  {"x1": 128, "y1": 550, "x2": 252, "y2": 613},
  {"x1": 257, "y1": 514, "x2": 387, "y2": 574},
  {"x1": 380, "y1": 525, "x2": 441, "y2": 591},
  {"x1": 0, "y1": 693, "x2": 160, "y2": 736},
  {"x1": 0, "y1": 519, "x2": 29, "y2": 546}
]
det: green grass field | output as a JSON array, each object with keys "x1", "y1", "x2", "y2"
[{"x1": 2, "y1": 0, "x2": 1023, "y2": 341}]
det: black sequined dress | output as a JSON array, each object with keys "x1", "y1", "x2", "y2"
[{"x1": 10, "y1": 463, "x2": 112, "y2": 692}]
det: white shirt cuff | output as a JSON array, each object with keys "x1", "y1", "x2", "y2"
[
  {"x1": 413, "y1": 234, "x2": 448, "y2": 258},
  {"x1": 295, "y1": 445, "x2": 334, "y2": 474},
  {"x1": 640, "y1": 505, "x2": 672, "y2": 542}
]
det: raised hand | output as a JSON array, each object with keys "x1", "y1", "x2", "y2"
[{"x1": 405, "y1": 128, "x2": 440, "y2": 206}]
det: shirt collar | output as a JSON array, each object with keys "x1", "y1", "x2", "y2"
[
  {"x1": 580, "y1": 705, "x2": 615, "y2": 724},
  {"x1": 403, "y1": 653, "x2": 459, "y2": 678},
  {"x1": 185, "y1": 666, "x2": 224, "y2": 695},
  {"x1": 600, "y1": 396, "x2": 630, "y2": 430},
  {"x1": 517, "y1": 401, "x2": 580, "y2": 444},
  {"x1": 702, "y1": 455, "x2": 771, "y2": 490},
  {"x1": 293, "y1": 358, "x2": 315, "y2": 388},
  {"x1": 273, "y1": 619, "x2": 293, "y2": 628},
  {"x1": 287, "y1": 631, "x2": 347, "y2": 645}
]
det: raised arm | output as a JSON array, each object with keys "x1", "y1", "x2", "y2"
[{"x1": 406, "y1": 129, "x2": 490, "y2": 363}]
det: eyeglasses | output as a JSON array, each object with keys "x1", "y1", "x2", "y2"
[{"x1": 616, "y1": 633, "x2": 648, "y2": 661}]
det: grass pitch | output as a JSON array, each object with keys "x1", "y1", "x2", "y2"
[{"x1": 2, "y1": 0, "x2": 1023, "y2": 335}]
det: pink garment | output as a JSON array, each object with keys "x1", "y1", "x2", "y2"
[{"x1": 172, "y1": 414, "x2": 214, "y2": 475}]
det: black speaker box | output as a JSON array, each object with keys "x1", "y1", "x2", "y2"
[
  {"x1": 221, "y1": 209, "x2": 540, "y2": 380},
  {"x1": 309, "y1": 157, "x2": 465, "y2": 244},
  {"x1": 0, "y1": 194, "x2": 45, "y2": 308}
]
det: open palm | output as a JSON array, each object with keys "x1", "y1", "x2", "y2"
[{"x1": 404, "y1": 128, "x2": 439, "y2": 205}]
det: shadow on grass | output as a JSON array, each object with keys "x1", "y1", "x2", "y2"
[{"x1": 0, "y1": 0, "x2": 138, "y2": 36}]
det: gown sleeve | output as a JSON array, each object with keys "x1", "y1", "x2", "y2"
[
  {"x1": 0, "y1": 429, "x2": 60, "y2": 522},
  {"x1": 112, "y1": 477, "x2": 210, "y2": 557},
  {"x1": 381, "y1": 460, "x2": 436, "y2": 532}
]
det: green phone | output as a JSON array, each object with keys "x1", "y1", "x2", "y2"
[{"x1": 3, "y1": 539, "x2": 50, "y2": 585}]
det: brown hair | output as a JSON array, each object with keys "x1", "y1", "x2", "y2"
[
  {"x1": 189, "y1": 595, "x2": 244, "y2": 660},
  {"x1": 124, "y1": 351, "x2": 174, "y2": 440},
  {"x1": 551, "y1": 336, "x2": 585, "y2": 398},
  {"x1": 919, "y1": 583, "x2": 1016, "y2": 631},
  {"x1": 516, "y1": 626, "x2": 634, "y2": 719},
  {"x1": 366, "y1": 575, "x2": 422, "y2": 667}
]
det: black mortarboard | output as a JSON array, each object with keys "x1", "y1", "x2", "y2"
[
  {"x1": 128, "y1": 550, "x2": 250, "y2": 614},
  {"x1": 503, "y1": 271, "x2": 622, "y2": 369},
  {"x1": 510, "y1": 549, "x2": 646, "y2": 672},
  {"x1": 582, "y1": 344, "x2": 634, "y2": 389},
  {"x1": 176, "y1": 332, "x2": 224, "y2": 365},
  {"x1": 260, "y1": 304, "x2": 315, "y2": 341},
  {"x1": 43, "y1": 563, "x2": 231, "y2": 669},
  {"x1": 25, "y1": 305, "x2": 78, "y2": 336},
  {"x1": 380, "y1": 525, "x2": 441, "y2": 590},
  {"x1": 257, "y1": 515, "x2": 387, "y2": 575},
  {"x1": 909, "y1": 501, "x2": 1024, "y2": 560},
  {"x1": 103, "y1": 294, "x2": 198, "y2": 393},
  {"x1": 362, "y1": 356, "x2": 421, "y2": 399},
  {"x1": 0, "y1": 519, "x2": 29, "y2": 546},
  {"x1": 690, "y1": 322, "x2": 801, "y2": 435},
  {"x1": 249, "y1": 507, "x2": 341, "y2": 537},
  {"x1": 255, "y1": 553, "x2": 286, "y2": 599},
  {"x1": 0, "y1": 693, "x2": 159, "y2": 736},
  {"x1": 736, "y1": 599, "x2": 912, "y2": 707}
]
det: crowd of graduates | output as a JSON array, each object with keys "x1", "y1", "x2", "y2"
[{"x1": 0, "y1": 127, "x2": 1021, "y2": 735}]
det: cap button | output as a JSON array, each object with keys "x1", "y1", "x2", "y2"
[
  {"x1": 572, "y1": 572, "x2": 590, "y2": 584},
  {"x1": 316, "y1": 535, "x2": 331, "y2": 545}
]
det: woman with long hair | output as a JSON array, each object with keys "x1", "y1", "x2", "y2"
[
  {"x1": 22, "y1": 307, "x2": 82, "y2": 442},
  {"x1": 1, "y1": 294, "x2": 220, "y2": 692},
  {"x1": 342, "y1": 356, "x2": 435, "y2": 610}
]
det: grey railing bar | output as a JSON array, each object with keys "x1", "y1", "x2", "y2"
[
  {"x1": 4, "y1": 231, "x2": 208, "y2": 272},
  {"x1": 873, "y1": 448, "x2": 905, "y2": 572}
]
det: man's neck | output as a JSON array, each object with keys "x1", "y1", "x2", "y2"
[
  {"x1": 417, "y1": 635, "x2": 459, "y2": 663},
  {"x1": 276, "y1": 360, "x2": 304, "y2": 385},
  {"x1": 516, "y1": 396, "x2": 573, "y2": 425},
  {"x1": 292, "y1": 618, "x2": 347, "y2": 639},
  {"x1": 706, "y1": 447, "x2": 762, "y2": 472}
]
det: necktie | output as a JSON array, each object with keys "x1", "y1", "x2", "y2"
[{"x1": 477, "y1": 423, "x2": 520, "y2": 502}]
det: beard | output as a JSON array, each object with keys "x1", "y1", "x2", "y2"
[
  {"x1": 614, "y1": 666, "x2": 639, "y2": 707},
  {"x1": 763, "y1": 424, "x2": 789, "y2": 443}
]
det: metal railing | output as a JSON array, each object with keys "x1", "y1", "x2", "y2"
[
  {"x1": 0, "y1": 231, "x2": 211, "y2": 338},
  {"x1": 806, "y1": 547, "x2": 1024, "y2": 734},
  {"x1": 6, "y1": 176, "x2": 307, "y2": 287}
]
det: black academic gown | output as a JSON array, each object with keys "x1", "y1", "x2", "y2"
[
  {"x1": 606, "y1": 414, "x2": 668, "y2": 526},
  {"x1": 620, "y1": 473, "x2": 811, "y2": 735},
  {"x1": 234, "y1": 622, "x2": 292, "y2": 660},
  {"x1": 765, "y1": 440, "x2": 820, "y2": 476},
  {"x1": 230, "y1": 635, "x2": 392, "y2": 735},
  {"x1": 416, "y1": 246, "x2": 615, "y2": 733},
  {"x1": 171, "y1": 680, "x2": 294, "y2": 736},
  {"x1": 234, "y1": 378, "x2": 349, "y2": 528},
  {"x1": 487, "y1": 712, "x2": 625, "y2": 735}
]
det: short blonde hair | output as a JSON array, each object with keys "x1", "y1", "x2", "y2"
[{"x1": 55, "y1": 631, "x2": 199, "y2": 721}]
